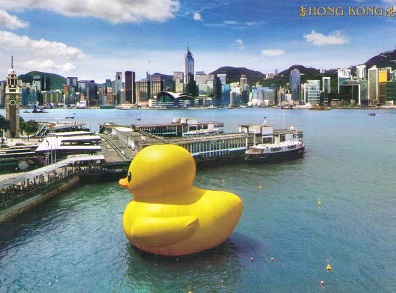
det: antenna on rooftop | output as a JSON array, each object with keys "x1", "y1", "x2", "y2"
[{"x1": 11, "y1": 55, "x2": 13, "y2": 69}]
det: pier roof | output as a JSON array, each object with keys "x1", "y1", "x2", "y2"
[
  {"x1": 0, "y1": 155, "x2": 105, "y2": 186},
  {"x1": 36, "y1": 136, "x2": 101, "y2": 153}
]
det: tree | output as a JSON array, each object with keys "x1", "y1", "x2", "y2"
[
  {"x1": 22, "y1": 120, "x2": 40, "y2": 141},
  {"x1": 0, "y1": 114, "x2": 11, "y2": 147}
]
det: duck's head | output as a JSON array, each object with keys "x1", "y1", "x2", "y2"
[{"x1": 119, "y1": 144, "x2": 196, "y2": 200}]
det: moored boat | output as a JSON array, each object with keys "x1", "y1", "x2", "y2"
[{"x1": 240, "y1": 123, "x2": 305, "y2": 161}]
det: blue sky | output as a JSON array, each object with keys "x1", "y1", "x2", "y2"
[{"x1": 0, "y1": 0, "x2": 395, "y2": 83}]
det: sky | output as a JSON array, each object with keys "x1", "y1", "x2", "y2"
[{"x1": 0, "y1": 0, "x2": 396, "y2": 83}]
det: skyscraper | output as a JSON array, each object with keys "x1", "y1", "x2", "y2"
[
  {"x1": 356, "y1": 65, "x2": 366, "y2": 80},
  {"x1": 322, "y1": 77, "x2": 331, "y2": 104},
  {"x1": 337, "y1": 68, "x2": 351, "y2": 93},
  {"x1": 184, "y1": 47, "x2": 194, "y2": 94},
  {"x1": 305, "y1": 80, "x2": 320, "y2": 105},
  {"x1": 125, "y1": 71, "x2": 136, "y2": 104},
  {"x1": 368, "y1": 66, "x2": 379, "y2": 104},
  {"x1": 115, "y1": 72, "x2": 122, "y2": 104},
  {"x1": 289, "y1": 68, "x2": 300, "y2": 102},
  {"x1": 173, "y1": 72, "x2": 184, "y2": 93}
]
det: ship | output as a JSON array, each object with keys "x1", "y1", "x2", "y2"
[{"x1": 240, "y1": 123, "x2": 305, "y2": 161}]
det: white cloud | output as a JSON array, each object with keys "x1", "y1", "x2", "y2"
[
  {"x1": 23, "y1": 59, "x2": 76, "y2": 73},
  {"x1": 304, "y1": 30, "x2": 349, "y2": 47},
  {"x1": 0, "y1": 9, "x2": 29, "y2": 29},
  {"x1": 193, "y1": 12, "x2": 202, "y2": 21},
  {"x1": 0, "y1": 0, "x2": 180, "y2": 23},
  {"x1": 0, "y1": 30, "x2": 87, "y2": 60},
  {"x1": 261, "y1": 49, "x2": 285, "y2": 56},
  {"x1": 234, "y1": 39, "x2": 244, "y2": 50}
]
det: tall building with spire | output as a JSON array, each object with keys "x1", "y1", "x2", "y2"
[
  {"x1": 184, "y1": 47, "x2": 194, "y2": 94},
  {"x1": 5, "y1": 56, "x2": 21, "y2": 138}
]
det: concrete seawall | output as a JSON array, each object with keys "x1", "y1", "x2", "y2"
[{"x1": 0, "y1": 175, "x2": 80, "y2": 223}]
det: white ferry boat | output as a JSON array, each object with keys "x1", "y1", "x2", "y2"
[{"x1": 239, "y1": 123, "x2": 305, "y2": 161}]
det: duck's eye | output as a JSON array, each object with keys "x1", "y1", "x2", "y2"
[{"x1": 128, "y1": 172, "x2": 132, "y2": 182}]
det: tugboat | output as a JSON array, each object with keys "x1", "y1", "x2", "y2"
[
  {"x1": 32, "y1": 104, "x2": 48, "y2": 113},
  {"x1": 240, "y1": 123, "x2": 305, "y2": 162}
]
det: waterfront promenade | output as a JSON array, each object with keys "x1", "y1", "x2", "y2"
[{"x1": 0, "y1": 153, "x2": 105, "y2": 223}]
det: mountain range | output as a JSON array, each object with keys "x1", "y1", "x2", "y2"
[{"x1": 14, "y1": 48, "x2": 396, "y2": 91}]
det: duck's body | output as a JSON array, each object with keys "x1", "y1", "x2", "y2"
[{"x1": 119, "y1": 144, "x2": 243, "y2": 256}]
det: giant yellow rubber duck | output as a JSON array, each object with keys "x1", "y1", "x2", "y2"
[{"x1": 119, "y1": 144, "x2": 243, "y2": 256}]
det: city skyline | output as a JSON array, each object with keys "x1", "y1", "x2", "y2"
[{"x1": 0, "y1": 0, "x2": 395, "y2": 83}]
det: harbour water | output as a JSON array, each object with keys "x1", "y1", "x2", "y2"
[{"x1": 1, "y1": 108, "x2": 396, "y2": 292}]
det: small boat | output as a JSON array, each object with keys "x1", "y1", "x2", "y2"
[
  {"x1": 368, "y1": 113, "x2": 376, "y2": 116},
  {"x1": 32, "y1": 109, "x2": 48, "y2": 113},
  {"x1": 23, "y1": 110, "x2": 30, "y2": 113},
  {"x1": 65, "y1": 116, "x2": 75, "y2": 119}
]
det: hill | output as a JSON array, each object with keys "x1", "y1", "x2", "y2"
[
  {"x1": 364, "y1": 49, "x2": 396, "y2": 70},
  {"x1": 18, "y1": 71, "x2": 66, "y2": 91},
  {"x1": 13, "y1": 48, "x2": 396, "y2": 92},
  {"x1": 210, "y1": 66, "x2": 265, "y2": 85}
]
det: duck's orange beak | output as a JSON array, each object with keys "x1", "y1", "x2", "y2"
[{"x1": 119, "y1": 177, "x2": 128, "y2": 188}]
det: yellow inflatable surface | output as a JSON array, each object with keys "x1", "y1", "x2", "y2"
[{"x1": 119, "y1": 144, "x2": 243, "y2": 256}]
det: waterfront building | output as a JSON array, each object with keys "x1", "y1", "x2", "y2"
[
  {"x1": 150, "y1": 74, "x2": 164, "y2": 99},
  {"x1": 155, "y1": 92, "x2": 195, "y2": 108},
  {"x1": 5, "y1": 57, "x2": 21, "y2": 138},
  {"x1": 356, "y1": 64, "x2": 366, "y2": 80},
  {"x1": 216, "y1": 73, "x2": 227, "y2": 85},
  {"x1": 173, "y1": 72, "x2": 184, "y2": 93},
  {"x1": 21, "y1": 82, "x2": 32, "y2": 106},
  {"x1": 289, "y1": 68, "x2": 301, "y2": 102},
  {"x1": 136, "y1": 78, "x2": 150, "y2": 106},
  {"x1": 78, "y1": 80, "x2": 97, "y2": 107},
  {"x1": 196, "y1": 72, "x2": 215, "y2": 105},
  {"x1": 322, "y1": 77, "x2": 330, "y2": 93},
  {"x1": 385, "y1": 81, "x2": 396, "y2": 104},
  {"x1": 379, "y1": 67, "x2": 391, "y2": 104},
  {"x1": 32, "y1": 75, "x2": 50, "y2": 92},
  {"x1": 322, "y1": 77, "x2": 331, "y2": 104},
  {"x1": 42, "y1": 90, "x2": 62, "y2": 106},
  {"x1": 277, "y1": 87, "x2": 286, "y2": 104},
  {"x1": 184, "y1": 47, "x2": 195, "y2": 94},
  {"x1": 339, "y1": 79, "x2": 368, "y2": 105},
  {"x1": 251, "y1": 87, "x2": 275, "y2": 106},
  {"x1": 114, "y1": 72, "x2": 122, "y2": 105},
  {"x1": 66, "y1": 77, "x2": 78, "y2": 105},
  {"x1": 214, "y1": 73, "x2": 229, "y2": 105},
  {"x1": 337, "y1": 68, "x2": 351, "y2": 93},
  {"x1": 67, "y1": 77, "x2": 78, "y2": 90},
  {"x1": 124, "y1": 71, "x2": 136, "y2": 104},
  {"x1": 368, "y1": 66, "x2": 379, "y2": 104},
  {"x1": 240, "y1": 74, "x2": 248, "y2": 90},
  {"x1": 304, "y1": 80, "x2": 321, "y2": 105}
]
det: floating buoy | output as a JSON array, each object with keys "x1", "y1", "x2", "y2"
[
  {"x1": 258, "y1": 185, "x2": 262, "y2": 189},
  {"x1": 221, "y1": 179, "x2": 226, "y2": 184},
  {"x1": 250, "y1": 257, "x2": 254, "y2": 262},
  {"x1": 317, "y1": 198, "x2": 322, "y2": 206},
  {"x1": 326, "y1": 264, "x2": 332, "y2": 271}
]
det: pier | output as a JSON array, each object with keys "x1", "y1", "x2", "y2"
[
  {"x1": 0, "y1": 117, "x2": 301, "y2": 222},
  {"x1": 0, "y1": 155, "x2": 105, "y2": 222}
]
